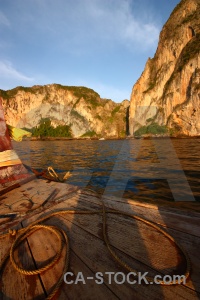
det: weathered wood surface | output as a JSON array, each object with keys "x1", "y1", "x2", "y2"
[
  {"x1": 0, "y1": 223, "x2": 45, "y2": 300},
  {"x1": 0, "y1": 179, "x2": 79, "y2": 232},
  {"x1": 0, "y1": 179, "x2": 200, "y2": 299}
]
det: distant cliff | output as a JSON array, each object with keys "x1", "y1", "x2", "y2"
[
  {"x1": 0, "y1": 84, "x2": 129, "y2": 138},
  {"x1": 129, "y1": 0, "x2": 200, "y2": 136}
]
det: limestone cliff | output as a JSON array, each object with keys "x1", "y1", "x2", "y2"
[
  {"x1": 129, "y1": 0, "x2": 200, "y2": 136},
  {"x1": 0, "y1": 84, "x2": 129, "y2": 138}
]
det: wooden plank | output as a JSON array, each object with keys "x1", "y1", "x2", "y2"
[
  {"x1": 21, "y1": 196, "x2": 200, "y2": 300},
  {"x1": 21, "y1": 211, "x2": 118, "y2": 299},
  {"x1": 79, "y1": 192, "x2": 200, "y2": 238},
  {"x1": 1, "y1": 181, "x2": 199, "y2": 299},
  {"x1": 76, "y1": 193, "x2": 200, "y2": 293},
  {"x1": 104, "y1": 198, "x2": 200, "y2": 237},
  {"x1": 45, "y1": 213, "x2": 200, "y2": 300},
  {"x1": 59, "y1": 251, "x2": 118, "y2": 300},
  {"x1": 20, "y1": 221, "x2": 67, "y2": 299},
  {"x1": 48, "y1": 180, "x2": 80, "y2": 202},
  {"x1": 0, "y1": 174, "x2": 37, "y2": 196},
  {"x1": 23, "y1": 212, "x2": 146, "y2": 300},
  {"x1": 0, "y1": 179, "x2": 79, "y2": 233},
  {"x1": 38, "y1": 195, "x2": 200, "y2": 293},
  {"x1": 21, "y1": 192, "x2": 200, "y2": 278},
  {"x1": 0, "y1": 223, "x2": 45, "y2": 300},
  {"x1": 29, "y1": 234, "x2": 118, "y2": 300},
  {"x1": 166, "y1": 227, "x2": 200, "y2": 293}
]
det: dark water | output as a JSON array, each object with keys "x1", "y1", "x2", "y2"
[{"x1": 12, "y1": 138, "x2": 200, "y2": 203}]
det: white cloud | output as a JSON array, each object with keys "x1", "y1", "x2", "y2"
[
  {"x1": 0, "y1": 61, "x2": 34, "y2": 81},
  {"x1": 24, "y1": 0, "x2": 160, "y2": 52},
  {"x1": 0, "y1": 11, "x2": 10, "y2": 27},
  {"x1": 84, "y1": 0, "x2": 160, "y2": 48}
]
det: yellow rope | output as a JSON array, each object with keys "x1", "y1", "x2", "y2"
[
  {"x1": 47, "y1": 166, "x2": 59, "y2": 180},
  {"x1": 0, "y1": 202, "x2": 191, "y2": 299},
  {"x1": 10, "y1": 225, "x2": 63, "y2": 275},
  {"x1": 47, "y1": 166, "x2": 71, "y2": 182},
  {"x1": 102, "y1": 203, "x2": 191, "y2": 285}
]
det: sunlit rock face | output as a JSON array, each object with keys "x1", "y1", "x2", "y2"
[
  {"x1": 129, "y1": 0, "x2": 200, "y2": 136},
  {"x1": 0, "y1": 84, "x2": 129, "y2": 138}
]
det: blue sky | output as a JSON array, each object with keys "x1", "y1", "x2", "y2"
[{"x1": 0, "y1": 0, "x2": 180, "y2": 102}]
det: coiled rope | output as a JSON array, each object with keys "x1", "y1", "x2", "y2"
[{"x1": 0, "y1": 201, "x2": 191, "y2": 299}]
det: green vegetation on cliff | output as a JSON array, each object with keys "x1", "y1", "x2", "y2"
[
  {"x1": 55, "y1": 84, "x2": 101, "y2": 107},
  {"x1": 134, "y1": 123, "x2": 168, "y2": 136},
  {"x1": 111, "y1": 106, "x2": 120, "y2": 116},
  {"x1": 0, "y1": 84, "x2": 101, "y2": 107},
  {"x1": 1, "y1": 83, "x2": 129, "y2": 138},
  {"x1": 81, "y1": 130, "x2": 97, "y2": 138},
  {"x1": 29, "y1": 118, "x2": 72, "y2": 137},
  {"x1": 177, "y1": 33, "x2": 200, "y2": 72},
  {"x1": 0, "y1": 85, "x2": 45, "y2": 99}
]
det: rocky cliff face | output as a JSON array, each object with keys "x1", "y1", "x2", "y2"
[
  {"x1": 0, "y1": 84, "x2": 129, "y2": 138},
  {"x1": 129, "y1": 0, "x2": 200, "y2": 136}
]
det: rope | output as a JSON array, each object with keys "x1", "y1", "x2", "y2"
[
  {"x1": 102, "y1": 203, "x2": 191, "y2": 285},
  {"x1": 47, "y1": 166, "x2": 60, "y2": 180},
  {"x1": 0, "y1": 198, "x2": 191, "y2": 299},
  {"x1": 47, "y1": 166, "x2": 71, "y2": 182}
]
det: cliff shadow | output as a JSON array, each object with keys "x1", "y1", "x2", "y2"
[{"x1": 120, "y1": 137, "x2": 200, "y2": 300}]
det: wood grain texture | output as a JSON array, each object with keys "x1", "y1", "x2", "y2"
[
  {"x1": 21, "y1": 192, "x2": 200, "y2": 300},
  {"x1": 0, "y1": 179, "x2": 79, "y2": 232},
  {"x1": 0, "y1": 224, "x2": 45, "y2": 300},
  {"x1": 0, "y1": 180, "x2": 200, "y2": 300}
]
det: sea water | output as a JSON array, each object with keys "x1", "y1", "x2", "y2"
[{"x1": 12, "y1": 138, "x2": 200, "y2": 203}]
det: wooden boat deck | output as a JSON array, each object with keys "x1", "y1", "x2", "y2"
[{"x1": 0, "y1": 179, "x2": 200, "y2": 300}]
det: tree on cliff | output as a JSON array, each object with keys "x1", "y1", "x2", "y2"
[{"x1": 32, "y1": 118, "x2": 72, "y2": 137}]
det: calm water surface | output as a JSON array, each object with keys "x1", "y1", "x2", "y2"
[{"x1": 13, "y1": 139, "x2": 200, "y2": 203}]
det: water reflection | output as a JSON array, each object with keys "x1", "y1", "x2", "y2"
[{"x1": 12, "y1": 139, "x2": 200, "y2": 203}]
